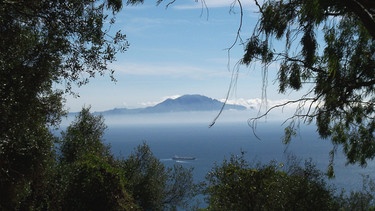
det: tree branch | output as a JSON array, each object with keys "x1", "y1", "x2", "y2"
[
  {"x1": 247, "y1": 96, "x2": 321, "y2": 139},
  {"x1": 209, "y1": 0, "x2": 243, "y2": 128},
  {"x1": 347, "y1": 0, "x2": 375, "y2": 39}
]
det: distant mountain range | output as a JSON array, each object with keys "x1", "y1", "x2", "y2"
[{"x1": 96, "y1": 94, "x2": 247, "y2": 115}]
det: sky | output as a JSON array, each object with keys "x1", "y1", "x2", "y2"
[{"x1": 64, "y1": 0, "x2": 296, "y2": 112}]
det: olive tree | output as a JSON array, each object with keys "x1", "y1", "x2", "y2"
[
  {"x1": 235, "y1": 0, "x2": 375, "y2": 175},
  {"x1": 120, "y1": 143, "x2": 197, "y2": 210},
  {"x1": 204, "y1": 153, "x2": 338, "y2": 210},
  {"x1": 0, "y1": 0, "x2": 144, "y2": 208},
  {"x1": 155, "y1": 0, "x2": 375, "y2": 174},
  {"x1": 58, "y1": 107, "x2": 138, "y2": 210},
  {"x1": 60, "y1": 154, "x2": 139, "y2": 211},
  {"x1": 60, "y1": 107, "x2": 111, "y2": 164}
]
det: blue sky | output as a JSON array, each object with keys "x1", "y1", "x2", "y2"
[{"x1": 65, "y1": 0, "x2": 289, "y2": 112}]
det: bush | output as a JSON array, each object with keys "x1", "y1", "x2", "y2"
[
  {"x1": 119, "y1": 143, "x2": 197, "y2": 210},
  {"x1": 60, "y1": 154, "x2": 138, "y2": 211},
  {"x1": 204, "y1": 152, "x2": 338, "y2": 210}
]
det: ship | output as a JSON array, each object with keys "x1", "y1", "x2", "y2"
[{"x1": 172, "y1": 155, "x2": 196, "y2": 161}]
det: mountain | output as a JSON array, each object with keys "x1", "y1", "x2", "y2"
[{"x1": 100, "y1": 94, "x2": 247, "y2": 115}]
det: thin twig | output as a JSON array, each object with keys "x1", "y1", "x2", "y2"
[
  {"x1": 226, "y1": 0, "x2": 243, "y2": 71},
  {"x1": 209, "y1": 0, "x2": 244, "y2": 127}
]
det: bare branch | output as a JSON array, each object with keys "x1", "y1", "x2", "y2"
[
  {"x1": 226, "y1": 0, "x2": 244, "y2": 71},
  {"x1": 209, "y1": 60, "x2": 241, "y2": 128},
  {"x1": 209, "y1": 0, "x2": 243, "y2": 127},
  {"x1": 165, "y1": 0, "x2": 176, "y2": 8},
  {"x1": 348, "y1": 0, "x2": 375, "y2": 39},
  {"x1": 254, "y1": 0, "x2": 263, "y2": 13},
  {"x1": 247, "y1": 96, "x2": 321, "y2": 139}
]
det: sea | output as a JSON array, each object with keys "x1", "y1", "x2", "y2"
[{"x1": 62, "y1": 110, "x2": 375, "y2": 203}]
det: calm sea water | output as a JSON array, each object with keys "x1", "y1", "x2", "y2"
[{"x1": 100, "y1": 112, "x2": 375, "y2": 193}]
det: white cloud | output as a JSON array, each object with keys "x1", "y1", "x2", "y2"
[
  {"x1": 220, "y1": 97, "x2": 320, "y2": 112},
  {"x1": 162, "y1": 94, "x2": 182, "y2": 100},
  {"x1": 141, "y1": 94, "x2": 182, "y2": 107}
]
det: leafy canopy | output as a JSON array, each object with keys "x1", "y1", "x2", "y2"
[
  {"x1": 204, "y1": 153, "x2": 338, "y2": 210},
  {"x1": 0, "y1": 0, "x2": 143, "y2": 209},
  {"x1": 157, "y1": 0, "x2": 375, "y2": 171},
  {"x1": 236, "y1": 0, "x2": 375, "y2": 172},
  {"x1": 119, "y1": 143, "x2": 197, "y2": 210},
  {"x1": 58, "y1": 107, "x2": 138, "y2": 210},
  {"x1": 60, "y1": 107, "x2": 111, "y2": 163}
]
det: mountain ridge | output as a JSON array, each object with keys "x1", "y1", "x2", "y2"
[{"x1": 96, "y1": 94, "x2": 247, "y2": 115}]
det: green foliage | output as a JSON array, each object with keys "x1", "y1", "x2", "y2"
[
  {"x1": 0, "y1": 0, "x2": 130, "y2": 89},
  {"x1": 336, "y1": 175, "x2": 375, "y2": 210},
  {"x1": 163, "y1": 164, "x2": 197, "y2": 210},
  {"x1": 0, "y1": 0, "x2": 143, "y2": 208},
  {"x1": 119, "y1": 143, "x2": 197, "y2": 210},
  {"x1": 0, "y1": 122, "x2": 58, "y2": 210},
  {"x1": 60, "y1": 107, "x2": 111, "y2": 163},
  {"x1": 58, "y1": 109, "x2": 196, "y2": 210},
  {"x1": 121, "y1": 143, "x2": 167, "y2": 210},
  {"x1": 60, "y1": 154, "x2": 138, "y2": 211},
  {"x1": 57, "y1": 108, "x2": 139, "y2": 210},
  {"x1": 245, "y1": 0, "x2": 375, "y2": 167},
  {"x1": 204, "y1": 153, "x2": 338, "y2": 210},
  {"x1": 203, "y1": 153, "x2": 375, "y2": 210}
]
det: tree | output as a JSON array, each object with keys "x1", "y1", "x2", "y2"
[
  {"x1": 60, "y1": 154, "x2": 139, "y2": 211},
  {"x1": 0, "y1": 113, "x2": 59, "y2": 209},
  {"x1": 204, "y1": 153, "x2": 338, "y2": 210},
  {"x1": 119, "y1": 143, "x2": 197, "y2": 210},
  {"x1": 57, "y1": 107, "x2": 138, "y2": 210},
  {"x1": 336, "y1": 174, "x2": 375, "y2": 210},
  {"x1": 60, "y1": 107, "x2": 111, "y2": 164},
  {"x1": 163, "y1": 164, "x2": 197, "y2": 209},
  {"x1": 156, "y1": 0, "x2": 375, "y2": 173},
  {"x1": 219, "y1": 0, "x2": 375, "y2": 173},
  {"x1": 59, "y1": 110, "x2": 196, "y2": 210},
  {"x1": 0, "y1": 0, "x2": 143, "y2": 208}
]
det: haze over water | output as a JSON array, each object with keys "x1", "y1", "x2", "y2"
[{"x1": 71, "y1": 110, "x2": 375, "y2": 194}]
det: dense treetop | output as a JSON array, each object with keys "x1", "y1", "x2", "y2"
[
  {"x1": 0, "y1": 0, "x2": 141, "y2": 208},
  {"x1": 229, "y1": 0, "x2": 375, "y2": 174}
]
